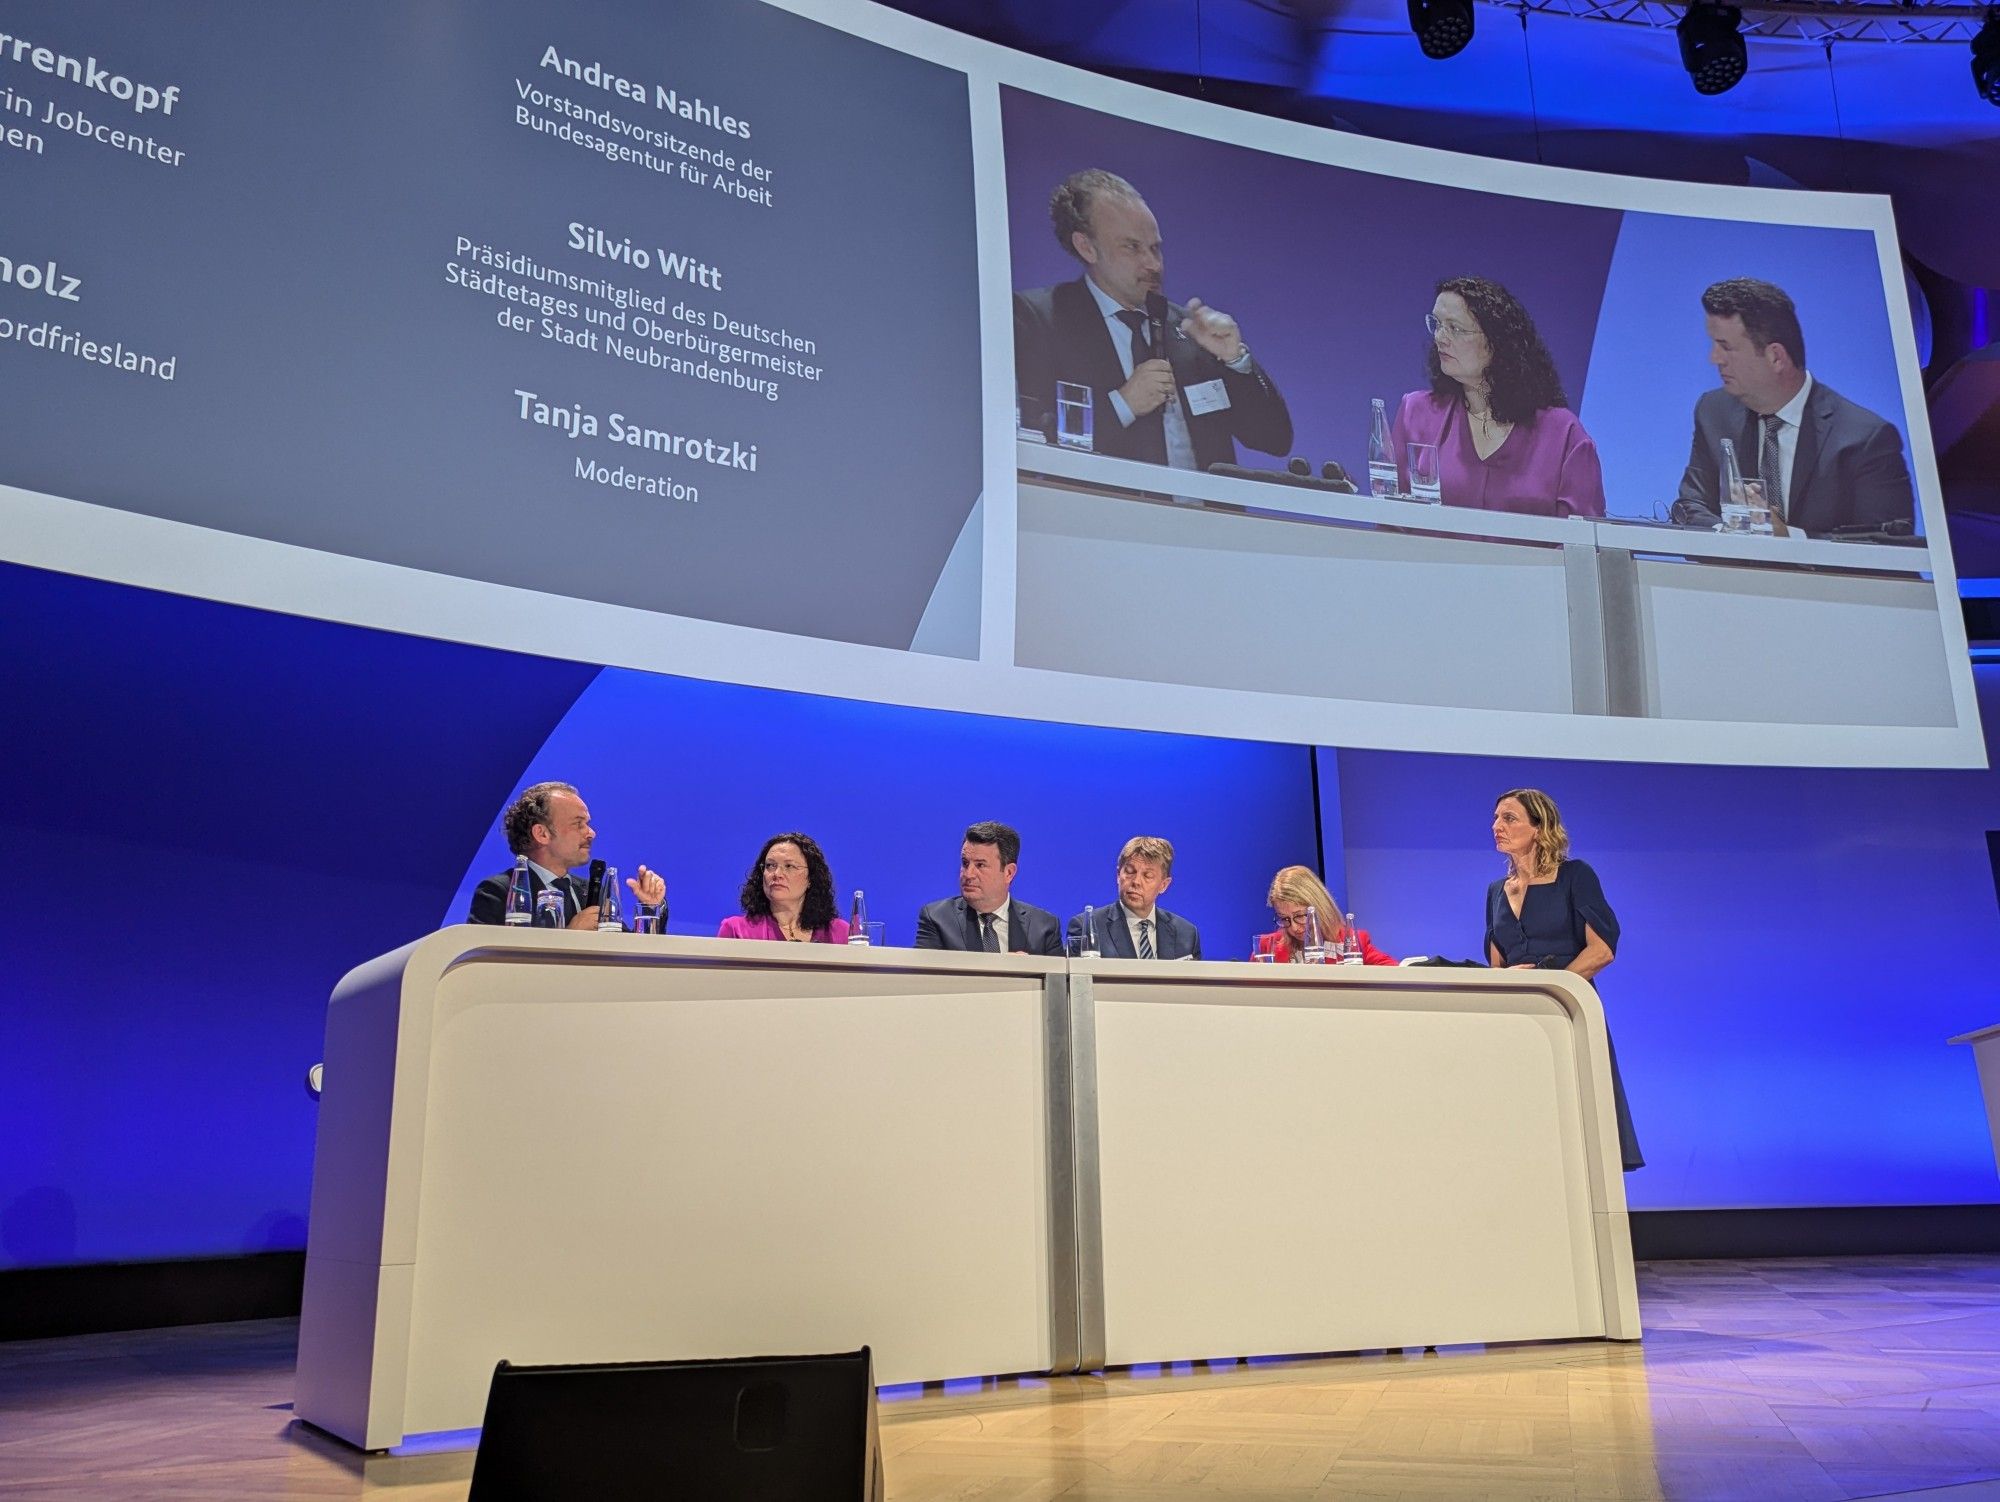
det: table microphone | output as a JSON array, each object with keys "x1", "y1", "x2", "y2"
[{"x1": 1320, "y1": 460, "x2": 1358, "y2": 493}]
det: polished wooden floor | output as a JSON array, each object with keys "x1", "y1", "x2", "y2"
[{"x1": 5, "y1": 1257, "x2": 2000, "y2": 1500}]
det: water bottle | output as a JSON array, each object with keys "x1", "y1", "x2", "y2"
[
  {"x1": 847, "y1": 889, "x2": 869, "y2": 944},
  {"x1": 533, "y1": 888, "x2": 565, "y2": 928},
  {"x1": 1368, "y1": 397, "x2": 1397, "y2": 498},
  {"x1": 1079, "y1": 904, "x2": 1101, "y2": 958},
  {"x1": 597, "y1": 865, "x2": 623, "y2": 932},
  {"x1": 1339, "y1": 912, "x2": 1364, "y2": 965},
  {"x1": 1719, "y1": 437, "x2": 1750, "y2": 533},
  {"x1": 1300, "y1": 906, "x2": 1327, "y2": 965},
  {"x1": 504, "y1": 855, "x2": 533, "y2": 926}
]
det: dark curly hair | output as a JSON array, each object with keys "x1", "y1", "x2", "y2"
[
  {"x1": 1425, "y1": 276, "x2": 1569, "y2": 428},
  {"x1": 503, "y1": 781, "x2": 577, "y2": 856},
  {"x1": 1049, "y1": 168, "x2": 1142, "y2": 261},
  {"x1": 738, "y1": 831, "x2": 840, "y2": 934},
  {"x1": 1701, "y1": 277, "x2": 1807, "y2": 372}
]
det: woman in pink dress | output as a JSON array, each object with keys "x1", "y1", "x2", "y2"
[
  {"x1": 717, "y1": 831, "x2": 851, "y2": 944},
  {"x1": 1390, "y1": 276, "x2": 1605, "y2": 518}
]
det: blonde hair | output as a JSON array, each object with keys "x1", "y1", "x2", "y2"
[
  {"x1": 1118, "y1": 835, "x2": 1175, "y2": 874},
  {"x1": 1497, "y1": 788, "x2": 1571, "y2": 876},
  {"x1": 1266, "y1": 864, "x2": 1343, "y2": 940}
]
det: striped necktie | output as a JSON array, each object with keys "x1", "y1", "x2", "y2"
[
  {"x1": 1138, "y1": 918, "x2": 1155, "y2": 960},
  {"x1": 1759, "y1": 413, "x2": 1784, "y2": 520}
]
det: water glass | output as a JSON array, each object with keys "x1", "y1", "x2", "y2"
[
  {"x1": 1250, "y1": 936, "x2": 1275, "y2": 963},
  {"x1": 862, "y1": 920, "x2": 886, "y2": 947},
  {"x1": 632, "y1": 903, "x2": 663, "y2": 935},
  {"x1": 533, "y1": 889, "x2": 565, "y2": 929},
  {"x1": 1407, "y1": 442, "x2": 1442, "y2": 505},
  {"x1": 1056, "y1": 381, "x2": 1094, "y2": 451}
]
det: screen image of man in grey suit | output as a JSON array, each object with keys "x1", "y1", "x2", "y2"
[{"x1": 1675, "y1": 276, "x2": 1913, "y2": 538}]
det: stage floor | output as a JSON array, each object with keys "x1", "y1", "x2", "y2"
[{"x1": 3, "y1": 1257, "x2": 2000, "y2": 1500}]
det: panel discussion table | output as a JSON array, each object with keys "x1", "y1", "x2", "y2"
[
  {"x1": 294, "y1": 930, "x2": 1640, "y2": 1452},
  {"x1": 1016, "y1": 442, "x2": 1952, "y2": 727}
]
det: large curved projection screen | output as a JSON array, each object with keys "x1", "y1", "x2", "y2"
[{"x1": 0, "y1": 0, "x2": 1979, "y2": 767}]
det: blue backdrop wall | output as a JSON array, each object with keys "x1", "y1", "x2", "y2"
[
  {"x1": 4, "y1": 554, "x2": 1997, "y2": 1272},
  {"x1": 1329, "y1": 671, "x2": 2000, "y2": 1211}
]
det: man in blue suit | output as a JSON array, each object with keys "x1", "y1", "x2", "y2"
[
  {"x1": 914, "y1": 821, "x2": 1064, "y2": 955},
  {"x1": 1068, "y1": 835, "x2": 1202, "y2": 960}
]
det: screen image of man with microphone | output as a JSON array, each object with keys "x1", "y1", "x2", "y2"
[{"x1": 1013, "y1": 168, "x2": 1292, "y2": 472}]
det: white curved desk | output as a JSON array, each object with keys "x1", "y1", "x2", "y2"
[{"x1": 294, "y1": 932, "x2": 1637, "y2": 1451}]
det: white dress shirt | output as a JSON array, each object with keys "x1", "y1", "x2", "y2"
[
  {"x1": 973, "y1": 901, "x2": 1010, "y2": 951},
  {"x1": 1119, "y1": 902, "x2": 1157, "y2": 957},
  {"x1": 1083, "y1": 274, "x2": 1198, "y2": 471},
  {"x1": 1762, "y1": 373, "x2": 1814, "y2": 518}
]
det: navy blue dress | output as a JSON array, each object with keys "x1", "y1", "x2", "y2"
[{"x1": 1485, "y1": 860, "x2": 1643, "y2": 1171}]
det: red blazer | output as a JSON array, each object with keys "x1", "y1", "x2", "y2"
[{"x1": 1256, "y1": 927, "x2": 1397, "y2": 966}]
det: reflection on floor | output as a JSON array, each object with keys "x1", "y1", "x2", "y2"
[{"x1": 3, "y1": 1257, "x2": 2000, "y2": 1500}]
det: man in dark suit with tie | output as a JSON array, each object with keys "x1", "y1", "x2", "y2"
[
  {"x1": 468, "y1": 781, "x2": 665, "y2": 929},
  {"x1": 1013, "y1": 168, "x2": 1291, "y2": 473},
  {"x1": 913, "y1": 821, "x2": 1064, "y2": 955},
  {"x1": 1067, "y1": 835, "x2": 1202, "y2": 961},
  {"x1": 1675, "y1": 277, "x2": 1914, "y2": 538}
]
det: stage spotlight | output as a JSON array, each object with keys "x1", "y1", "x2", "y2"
[
  {"x1": 1408, "y1": 0, "x2": 1476, "y2": 59},
  {"x1": 1678, "y1": 2, "x2": 1748, "y2": 94},
  {"x1": 1974, "y1": 8, "x2": 2000, "y2": 105}
]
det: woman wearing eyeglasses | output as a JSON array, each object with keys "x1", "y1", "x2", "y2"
[
  {"x1": 1390, "y1": 276, "x2": 1606, "y2": 518},
  {"x1": 1253, "y1": 865, "x2": 1396, "y2": 964},
  {"x1": 718, "y1": 831, "x2": 851, "y2": 943}
]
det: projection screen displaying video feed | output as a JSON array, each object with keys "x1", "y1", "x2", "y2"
[{"x1": 0, "y1": 0, "x2": 1980, "y2": 766}]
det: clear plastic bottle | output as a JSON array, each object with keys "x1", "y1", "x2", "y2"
[
  {"x1": 847, "y1": 889, "x2": 869, "y2": 944},
  {"x1": 1079, "y1": 903, "x2": 1100, "y2": 958},
  {"x1": 597, "y1": 865, "x2": 623, "y2": 931},
  {"x1": 1719, "y1": 437, "x2": 1750, "y2": 533},
  {"x1": 1339, "y1": 912, "x2": 1363, "y2": 965},
  {"x1": 1301, "y1": 906, "x2": 1327, "y2": 965},
  {"x1": 1368, "y1": 397, "x2": 1397, "y2": 498},
  {"x1": 504, "y1": 855, "x2": 533, "y2": 926}
]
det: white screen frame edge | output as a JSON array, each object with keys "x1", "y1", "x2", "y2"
[{"x1": 5, "y1": 0, "x2": 1981, "y2": 770}]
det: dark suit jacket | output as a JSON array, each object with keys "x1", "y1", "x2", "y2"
[
  {"x1": 470, "y1": 865, "x2": 584, "y2": 925},
  {"x1": 1013, "y1": 276, "x2": 1292, "y2": 472},
  {"x1": 913, "y1": 896, "x2": 1064, "y2": 955},
  {"x1": 1675, "y1": 380, "x2": 1913, "y2": 537},
  {"x1": 1066, "y1": 903, "x2": 1201, "y2": 961}
]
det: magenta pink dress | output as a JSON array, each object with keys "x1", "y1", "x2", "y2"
[
  {"x1": 717, "y1": 913, "x2": 852, "y2": 943},
  {"x1": 1391, "y1": 390, "x2": 1605, "y2": 518}
]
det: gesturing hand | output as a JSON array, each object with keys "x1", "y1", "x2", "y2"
[
  {"x1": 627, "y1": 865, "x2": 666, "y2": 906},
  {"x1": 1120, "y1": 358, "x2": 1176, "y2": 418},
  {"x1": 1179, "y1": 297, "x2": 1246, "y2": 363}
]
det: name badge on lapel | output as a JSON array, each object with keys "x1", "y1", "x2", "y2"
[{"x1": 1184, "y1": 378, "x2": 1232, "y2": 416}]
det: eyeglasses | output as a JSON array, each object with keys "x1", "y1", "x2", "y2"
[
  {"x1": 1425, "y1": 314, "x2": 1478, "y2": 342},
  {"x1": 761, "y1": 860, "x2": 807, "y2": 876}
]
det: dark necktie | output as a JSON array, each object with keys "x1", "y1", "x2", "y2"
[
  {"x1": 979, "y1": 912, "x2": 1000, "y2": 954},
  {"x1": 1759, "y1": 413, "x2": 1784, "y2": 519},
  {"x1": 1138, "y1": 918, "x2": 1155, "y2": 960},
  {"x1": 1115, "y1": 308, "x2": 1153, "y2": 365}
]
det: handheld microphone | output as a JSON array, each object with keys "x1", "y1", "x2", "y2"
[
  {"x1": 584, "y1": 858, "x2": 607, "y2": 910},
  {"x1": 1143, "y1": 289, "x2": 1168, "y2": 362}
]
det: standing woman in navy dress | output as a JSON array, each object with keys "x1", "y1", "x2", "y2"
[{"x1": 1486, "y1": 789, "x2": 1643, "y2": 1171}]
